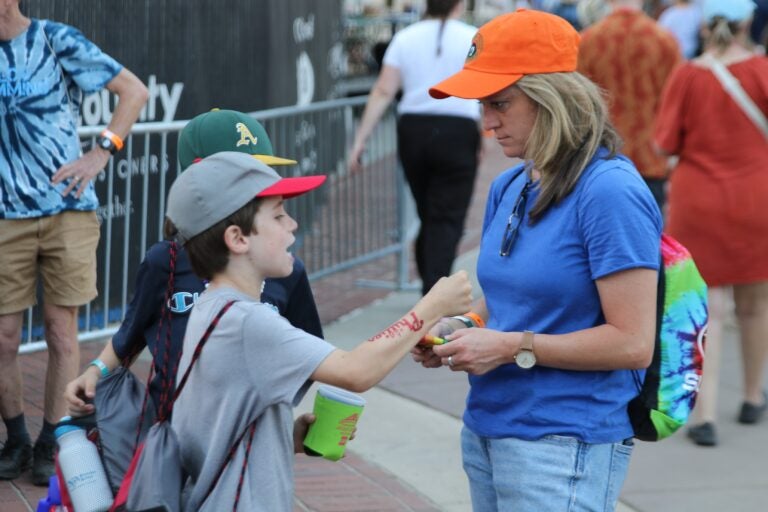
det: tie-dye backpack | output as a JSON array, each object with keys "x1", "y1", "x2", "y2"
[{"x1": 628, "y1": 234, "x2": 708, "y2": 441}]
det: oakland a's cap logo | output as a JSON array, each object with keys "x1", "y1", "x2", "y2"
[
  {"x1": 466, "y1": 33, "x2": 483, "y2": 62},
  {"x1": 235, "y1": 122, "x2": 258, "y2": 147}
]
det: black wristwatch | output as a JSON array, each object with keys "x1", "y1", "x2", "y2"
[
  {"x1": 95, "y1": 129, "x2": 124, "y2": 155},
  {"x1": 96, "y1": 135, "x2": 118, "y2": 155}
]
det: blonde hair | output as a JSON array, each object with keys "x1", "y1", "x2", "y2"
[
  {"x1": 706, "y1": 16, "x2": 740, "y2": 52},
  {"x1": 516, "y1": 72, "x2": 621, "y2": 223}
]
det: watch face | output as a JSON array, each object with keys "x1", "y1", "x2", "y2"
[
  {"x1": 516, "y1": 350, "x2": 536, "y2": 369},
  {"x1": 99, "y1": 137, "x2": 112, "y2": 150}
]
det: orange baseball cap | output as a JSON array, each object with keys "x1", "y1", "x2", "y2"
[{"x1": 429, "y1": 9, "x2": 581, "y2": 100}]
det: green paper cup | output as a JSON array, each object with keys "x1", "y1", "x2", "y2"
[{"x1": 303, "y1": 385, "x2": 365, "y2": 461}]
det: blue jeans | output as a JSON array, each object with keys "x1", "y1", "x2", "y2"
[{"x1": 461, "y1": 427, "x2": 633, "y2": 512}]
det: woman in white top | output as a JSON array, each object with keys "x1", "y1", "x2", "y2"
[{"x1": 350, "y1": 0, "x2": 480, "y2": 295}]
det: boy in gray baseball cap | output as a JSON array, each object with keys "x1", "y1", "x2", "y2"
[{"x1": 165, "y1": 151, "x2": 472, "y2": 511}]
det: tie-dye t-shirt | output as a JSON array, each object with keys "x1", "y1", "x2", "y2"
[{"x1": 0, "y1": 19, "x2": 121, "y2": 219}]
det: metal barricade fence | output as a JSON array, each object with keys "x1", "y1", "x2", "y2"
[{"x1": 19, "y1": 96, "x2": 417, "y2": 353}]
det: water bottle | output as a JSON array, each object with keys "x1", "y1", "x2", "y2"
[{"x1": 55, "y1": 421, "x2": 113, "y2": 512}]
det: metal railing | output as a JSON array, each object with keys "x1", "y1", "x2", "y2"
[{"x1": 19, "y1": 96, "x2": 416, "y2": 352}]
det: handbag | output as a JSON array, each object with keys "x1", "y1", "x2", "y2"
[
  {"x1": 702, "y1": 54, "x2": 768, "y2": 140},
  {"x1": 53, "y1": 243, "x2": 180, "y2": 511},
  {"x1": 93, "y1": 366, "x2": 157, "y2": 490},
  {"x1": 95, "y1": 242, "x2": 179, "y2": 492}
]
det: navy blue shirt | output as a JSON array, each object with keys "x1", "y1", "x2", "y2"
[{"x1": 111, "y1": 240, "x2": 323, "y2": 410}]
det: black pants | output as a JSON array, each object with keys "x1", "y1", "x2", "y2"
[{"x1": 397, "y1": 114, "x2": 480, "y2": 295}]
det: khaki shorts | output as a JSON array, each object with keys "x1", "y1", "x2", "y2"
[{"x1": 0, "y1": 211, "x2": 100, "y2": 314}]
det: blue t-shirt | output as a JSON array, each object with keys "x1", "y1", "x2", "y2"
[
  {"x1": 0, "y1": 19, "x2": 121, "y2": 219},
  {"x1": 469, "y1": 150, "x2": 662, "y2": 444},
  {"x1": 112, "y1": 241, "x2": 324, "y2": 411}
]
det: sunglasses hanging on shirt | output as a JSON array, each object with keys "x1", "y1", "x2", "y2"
[{"x1": 499, "y1": 177, "x2": 533, "y2": 257}]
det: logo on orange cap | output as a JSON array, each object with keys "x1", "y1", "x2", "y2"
[
  {"x1": 430, "y1": 9, "x2": 581, "y2": 100},
  {"x1": 466, "y1": 33, "x2": 483, "y2": 62}
]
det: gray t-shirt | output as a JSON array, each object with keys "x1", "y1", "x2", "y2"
[{"x1": 171, "y1": 287, "x2": 335, "y2": 511}]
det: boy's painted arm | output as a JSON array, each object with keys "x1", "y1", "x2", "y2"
[{"x1": 311, "y1": 271, "x2": 472, "y2": 392}]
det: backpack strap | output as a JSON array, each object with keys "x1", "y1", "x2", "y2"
[
  {"x1": 200, "y1": 418, "x2": 258, "y2": 510},
  {"x1": 632, "y1": 247, "x2": 665, "y2": 393},
  {"x1": 155, "y1": 242, "x2": 180, "y2": 421},
  {"x1": 134, "y1": 241, "x2": 179, "y2": 447},
  {"x1": 156, "y1": 299, "x2": 237, "y2": 422}
]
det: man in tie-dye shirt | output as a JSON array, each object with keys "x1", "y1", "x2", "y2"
[{"x1": 0, "y1": 0, "x2": 147, "y2": 486}]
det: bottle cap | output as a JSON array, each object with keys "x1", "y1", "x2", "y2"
[{"x1": 54, "y1": 424, "x2": 81, "y2": 438}]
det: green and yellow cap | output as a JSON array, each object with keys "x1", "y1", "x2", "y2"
[{"x1": 177, "y1": 108, "x2": 297, "y2": 170}]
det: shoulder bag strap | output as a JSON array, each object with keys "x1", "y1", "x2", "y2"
[
  {"x1": 703, "y1": 55, "x2": 768, "y2": 140},
  {"x1": 200, "y1": 418, "x2": 258, "y2": 511},
  {"x1": 158, "y1": 299, "x2": 237, "y2": 421},
  {"x1": 132, "y1": 242, "x2": 178, "y2": 449},
  {"x1": 40, "y1": 21, "x2": 76, "y2": 114}
]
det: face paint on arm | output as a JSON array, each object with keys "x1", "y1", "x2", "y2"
[{"x1": 367, "y1": 311, "x2": 425, "y2": 342}]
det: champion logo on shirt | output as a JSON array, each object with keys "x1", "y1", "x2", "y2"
[
  {"x1": 0, "y1": 67, "x2": 52, "y2": 97},
  {"x1": 168, "y1": 292, "x2": 199, "y2": 314},
  {"x1": 167, "y1": 292, "x2": 279, "y2": 314}
]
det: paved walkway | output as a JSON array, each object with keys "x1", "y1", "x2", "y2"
[
  {"x1": 0, "y1": 138, "x2": 508, "y2": 512},
  {"x1": 314, "y1": 248, "x2": 768, "y2": 512},
  {"x1": 3, "y1": 140, "x2": 767, "y2": 511}
]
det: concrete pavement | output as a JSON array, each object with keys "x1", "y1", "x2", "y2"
[
  {"x1": 3, "y1": 134, "x2": 766, "y2": 510},
  {"x1": 303, "y1": 247, "x2": 768, "y2": 512},
  {"x1": 3, "y1": 251, "x2": 766, "y2": 511}
]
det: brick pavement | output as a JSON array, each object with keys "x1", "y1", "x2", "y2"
[
  {"x1": 0, "y1": 341, "x2": 442, "y2": 512},
  {"x1": 0, "y1": 138, "x2": 510, "y2": 511}
]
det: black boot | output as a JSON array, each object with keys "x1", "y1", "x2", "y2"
[
  {"x1": 0, "y1": 439, "x2": 33, "y2": 480},
  {"x1": 31, "y1": 441, "x2": 56, "y2": 487}
]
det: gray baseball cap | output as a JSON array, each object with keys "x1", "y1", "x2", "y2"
[{"x1": 166, "y1": 151, "x2": 326, "y2": 244}]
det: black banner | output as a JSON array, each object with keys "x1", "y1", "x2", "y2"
[{"x1": 20, "y1": 0, "x2": 344, "y2": 337}]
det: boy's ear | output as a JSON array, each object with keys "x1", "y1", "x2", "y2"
[{"x1": 222, "y1": 224, "x2": 250, "y2": 254}]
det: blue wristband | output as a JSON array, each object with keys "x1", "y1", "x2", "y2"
[{"x1": 89, "y1": 358, "x2": 110, "y2": 378}]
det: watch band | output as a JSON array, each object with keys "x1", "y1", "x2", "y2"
[
  {"x1": 514, "y1": 330, "x2": 537, "y2": 369},
  {"x1": 100, "y1": 129, "x2": 124, "y2": 151},
  {"x1": 521, "y1": 330, "x2": 535, "y2": 351}
]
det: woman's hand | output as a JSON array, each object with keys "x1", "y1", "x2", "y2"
[
  {"x1": 349, "y1": 143, "x2": 365, "y2": 174},
  {"x1": 432, "y1": 328, "x2": 518, "y2": 375},
  {"x1": 411, "y1": 317, "x2": 458, "y2": 368},
  {"x1": 64, "y1": 366, "x2": 101, "y2": 416},
  {"x1": 411, "y1": 345, "x2": 443, "y2": 368}
]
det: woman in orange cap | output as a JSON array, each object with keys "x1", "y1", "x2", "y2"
[{"x1": 413, "y1": 9, "x2": 662, "y2": 510}]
